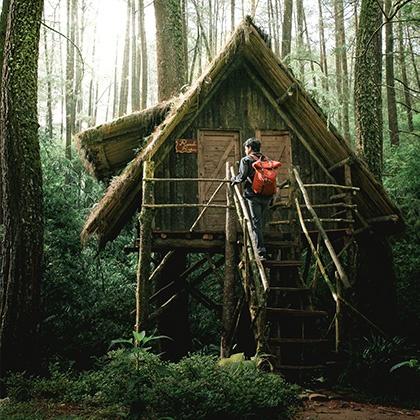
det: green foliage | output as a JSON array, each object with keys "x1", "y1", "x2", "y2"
[
  {"x1": 40, "y1": 137, "x2": 137, "y2": 367},
  {"x1": 5, "y1": 351, "x2": 300, "y2": 419},
  {"x1": 341, "y1": 335, "x2": 420, "y2": 401},
  {"x1": 383, "y1": 136, "x2": 420, "y2": 341}
]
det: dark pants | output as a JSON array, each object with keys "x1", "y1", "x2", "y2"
[{"x1": 246, "y1": 195, "x2": 271, "y2": 256}]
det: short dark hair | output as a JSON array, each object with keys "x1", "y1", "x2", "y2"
[{"x1": 243, "y1": 137, "x2": 261, "y2": 152}]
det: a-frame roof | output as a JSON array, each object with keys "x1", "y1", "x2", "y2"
[{"x1": 78, "y1": 17, "x2": 403, "y2": 248}]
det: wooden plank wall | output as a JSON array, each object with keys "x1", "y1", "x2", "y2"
[{"x1": 154, "y1": 67, "x2": 334, "y2": 232}]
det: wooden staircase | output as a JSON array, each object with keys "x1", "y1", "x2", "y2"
[
  {"x1": 263, "y1": 254, "x2": 330, "y2": 377},
  {"x1": 229, "y1": 164, "x2": 358, "y2": 378}
]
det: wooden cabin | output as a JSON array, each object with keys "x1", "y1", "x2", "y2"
[{"x1": 76, "y1": 18, "x2": 403, "y2": 376}]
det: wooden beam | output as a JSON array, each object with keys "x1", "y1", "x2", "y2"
[
  {"x1": 221, "y1": 163, "x2": 237, "y2": 358},
  {"x1": 293, "y1": 168, "x2": 351, "y2": 289},
  {"x1": 135, "y1": 160, "x2": 155, "y2": 333}
]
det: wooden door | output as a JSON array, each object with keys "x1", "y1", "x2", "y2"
[
  {"x1": 256, "y1": 130, "x2": 292, "y2": 202},
  {"x1": 198, "y1": 130, "x2": 240, "y2": 231}
]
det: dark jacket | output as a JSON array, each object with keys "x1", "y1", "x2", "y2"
[{"x1": 232, "y1": 152, "x2": 264, "y2": 198}]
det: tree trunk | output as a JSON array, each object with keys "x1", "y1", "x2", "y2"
[
  {"x1": 119, "y1": 0, "x2": 131, "y2": 116},
  {"x1": 281, "y1": 0, "x2": 293, "y2": 62},
  {"x1": 296, "y1": 0, "x2": 305, "y2": 82},
  {"x1": 0, "y1": 0, "x2": 44, "y2": 394},
  {"x1": 112, "y1": 40, "x2": 119, "y2": 119},
  {"x1": 334, "y1": 0, "x2": 350, "y2": 142},
  {"x1": 65, "y1": 0, "x2": 77, "y2": 159},
  {"x1": 231, "y1": 0, "x2": 235, "y2": 32},
  {"x1": 75, "y1": 0, "x2": 85, "y2": 132},
  {"x1": 317, "y1": 0, "x2": 328, "y2": 92},
  {"x1": 154, "y1": 0, "x2": 187, "y2": 101},
  {"x1": 138, "y1": 0, "x2": 148, "y2": 108},
  {"x1": 0, "y1": 0, "x2": 11, "y2": 226},
  {"x1": 397, "y1": 15, "x2": 413, "y2": 132},
  {"x1": 43, "y1": 26, "x2": 54, "y2": 140},
  {"x1": 384, "y1": 0, "x2": 399, "y2": 146},
  {"x1": 131, "y1": 0, "x2": 140, "y2": 111},
  {"x1": 153, "y1": 0, "x2": 190, "y2": 360},
  {"x1": 354, "y1": 0, "x2": 383, "y2": 181},
  {"x1": 406, "y1": 26, "x2": 420, "y2": 91},
  {"x1": 88, "y1": 21, "x2": 97, "y2": 125}
]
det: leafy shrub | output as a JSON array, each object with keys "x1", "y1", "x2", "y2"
[
  {"x1": 383, "y1": 137, "x2": 420, "y2": 343},
  {"x1": 40, "y1": 139, "x2": 137, "y2": 367},
  {"x1": 6, "y1": 350, "x2": 300, "y2": 419},
  {"x1": 341, "y1": 335, "x2": 420, "y2": 401}
]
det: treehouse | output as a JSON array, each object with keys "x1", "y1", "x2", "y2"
[{"x1": 76, "y1": 17, "x2": 403, "y2": 376}]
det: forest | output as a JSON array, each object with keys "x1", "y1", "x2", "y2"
[{"x1": 0, "y1": 0, "x2": 419, "y2": 419}]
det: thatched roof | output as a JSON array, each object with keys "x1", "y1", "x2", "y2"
[
  {"x1": 78, "y1": 17, "x2": 403, "y2": 248},
  {"x1": 75, "y1": 101, "x2": 173, "y2": 181}
]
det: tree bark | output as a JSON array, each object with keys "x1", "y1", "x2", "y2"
[
  {"x1": 296, "y1": 0, "x2": 305, "y2": 82},
  {"x1": 384, "y1": 0, "x2": 399, "y2": 146},
  {"x1": 112, "y1": 40, "x2": 119, "y2": 118},
  {"x1": 397, "y1": 15, "x2": 413, "y2": 132},
  {"x1": 119, "y1": 0, "x2": 131, "y2": 116},
  {"x1": 231, "y1": 0, "x2": 235, "y2": 32},
  {"x1": 153, "y1": 0, "x2": 190, "y2": 359},
  {"x1": 154, "y1": 0, "x2": 187, "y2": 101},
  {"x1": 0, "y1": 0, "x2": 11, "y2": 226},
  {"x1": 0, "y1": 0, "x2": 44, "y2": 394},
  {"x1": 138, "y1": 0, "x2": 148, "y2": 108},
  {"x1": 317, "y1": 0, "x2": 329, "y2": 91},
  {"x1": 42, "y1": 27, "x2": 54, "y2": 140},
  {"x1": 131, "y1": 0, "x2": 140, "y2": 111},
  {"x1": 334, "y1": 0, "x2": 350, "y2": 142},
  {"x1": 354, "y1": 0, "x2": 383, "y2": 181},
  {"x1": 281, "y1": 0, "x2": 293, "y2": 62}
]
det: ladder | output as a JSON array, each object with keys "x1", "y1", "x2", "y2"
[{"x1": 230, "y1": 164, "x2": 358, "y2": 378}]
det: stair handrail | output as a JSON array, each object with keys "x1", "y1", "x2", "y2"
[
  {"x1": 292, "y1": 167, "x2": 351, "y2": 289},
  {"x1": 229, "y1": 165, "x2": 269, "y2": 292}
]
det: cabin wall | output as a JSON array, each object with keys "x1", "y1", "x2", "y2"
[{"x1": 154, "y1": 67, "x2": 334, "y2": 232}]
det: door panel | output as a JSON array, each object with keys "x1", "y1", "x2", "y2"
[
  {"x1": 256, "y1": 130, "x2": 292, "y2": 202},
  {"x1": 198, "y1": 130, "x2": 240, "y2": 231}
]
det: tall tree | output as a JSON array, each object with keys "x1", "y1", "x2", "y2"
[
  {"x1": 281, "y1": 0, "x2": 293, "y2": 62},
  {"x1": 138, "y1": 0, "x2": 148, "y2": 108},
  {"x1": 153, "y1": 0, "x2": 190, "y2": 360},
  {"x1": 43, "y1": 26, "x2": 54, "y2": 139},
  {"x1": 154, "y1": 0, "x2": 187, "y2": 101},
  {"x1": 334, "y1": 0, "x2": 350, "y2": 142},
  {"x1": 65, "y1": 0, "x2": 77, "y2": 159},
  {"x1": 296, "y1": 0, "x2": 305, "y2": 82},
  {"x1": 0, "y1": 0, "x2": 11, "y2": 226},
  {"x1": 384, "y1": 0, "x2": 399, "y2": 145},
  {"x1": 131, "y1": 0, "x2": 140, "y2": 111},
  {"x1": 317, "y1": 0, "x2": 329, "y2": 92},
  {"x1": 119, "y1": 0, "x2": 131, "y2": 116},
  {"x1": 397, "y1": 14, "x2": 414, "y2": 132},
  {"x1": 354, "y1": 0, "x2": 383, "y2": 181},
  {"x1": 0, "y1": 0, "x2": 44, "y2": 393}
]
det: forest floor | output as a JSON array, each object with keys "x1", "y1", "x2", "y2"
[{"x1": 296, "y1": 390, "x2": 420, "y2": 420}]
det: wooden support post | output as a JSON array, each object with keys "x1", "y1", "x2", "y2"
[
  {"x1": 135, "y1": 160, "x2": 155, "y2": 334},
  {"x1": 221, "y1": 163, "x2": 237, "y2": 358}
]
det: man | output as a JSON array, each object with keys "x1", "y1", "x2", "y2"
[{"x1": 231, "y1": 137, "x2": 272, "y2": 260}]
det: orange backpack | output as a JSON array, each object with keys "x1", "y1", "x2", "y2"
[{"x1": 251, "y1": 155, "x2": 282, "y2": 196}]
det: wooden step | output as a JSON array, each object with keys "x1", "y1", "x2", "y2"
[
  {"x1": 268, "y1": 287, "x2": 311, "y2": 294},
  {"x1": 265, "y1": 307, "x2": 328, "y2": 318},
  {"x1": 269, "y1": 337, "x2": 329, "y2": 344},
  {"x1": 263, "y1": 260, "x2": 302, "y2": 268},
  {"x1": 265, "y1": 240, "x2": 298, "y2": 248}
]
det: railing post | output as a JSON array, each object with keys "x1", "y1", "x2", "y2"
[
  {"x1": 135, "y1": 160, "x2": 155, "y2": 335},
  {"x1": 221, "y1": 163, "x2": 237, "y2": 358}
]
